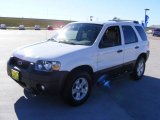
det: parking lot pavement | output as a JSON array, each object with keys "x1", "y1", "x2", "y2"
[{"x1": 0, "y1": 31, "x2": 160, "y2": 120}]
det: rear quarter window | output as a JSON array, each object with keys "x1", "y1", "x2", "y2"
[
  {"x1": 135, "y1": 26, "x2": 147, "y2": 41},
  {"x1": 122, "y1": 25, "x2": 138, "y2": 44}
]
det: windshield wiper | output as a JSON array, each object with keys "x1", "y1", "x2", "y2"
[
  {"x1": 48, "y1": 38, "x2": 58, "y2": 42},
  {"x1": 59, "y1": 41, "x2": 89, "y2": 46},
  {"x1": 58, "y1": 41, "x2": 77, "y2": 45}
]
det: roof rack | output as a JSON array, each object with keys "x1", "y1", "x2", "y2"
[{"x1": 109, "y1": 20, "x2": 139, "y2": 24}]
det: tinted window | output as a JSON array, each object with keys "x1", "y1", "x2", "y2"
[
  {"x1": 99, "y1": 26, "x2": 121, "y2": 48},
  {"x1": 135, "y1": 26, "x2": 147, "y2": 41},
  {"x1": 122, "y1": 26, "x2": 138, "y2": 44}
]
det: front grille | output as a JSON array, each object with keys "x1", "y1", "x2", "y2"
[{"x1": 9, "y1": 57, "x2": 31, "y2": 69}]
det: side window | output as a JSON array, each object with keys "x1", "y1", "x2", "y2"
[
  {"x1": 135, "y1": 26, "x2": 147, "y2": 41},
  {"x1": 122, "y1": 26, "x2": 138, "y2": 44},
  {"x1": 99, "y1": 26, "x2": 121, "y2": 48}
]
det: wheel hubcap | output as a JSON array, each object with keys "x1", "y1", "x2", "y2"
[
  {"x1": 137, "y1": 60, "x2": 144, "y2": 77},
  {"x1": 72, "y1": 77, "x2": 88, "y2": 101}
]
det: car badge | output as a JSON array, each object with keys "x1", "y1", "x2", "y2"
[{"x1": 17, "y1": 60, "x2": 23, "y2": 66}]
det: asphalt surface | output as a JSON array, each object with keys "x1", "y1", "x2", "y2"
[{"x1": 0, "y1": 31, "x2": 160, "y2": 120}]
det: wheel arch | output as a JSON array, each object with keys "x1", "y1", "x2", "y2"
[
  {"x1": 60, "y1": 65, "x2": 94, "y2": 94},
  {"x1": 137, "y1": 53, "x2": 147, "y2": 62},
  {"x1": 70, "y1": 65, "x2": 94, "y2": 75}
]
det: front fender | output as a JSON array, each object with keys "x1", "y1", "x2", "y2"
[{"x1": 60, "y1": 56, "x2": 97, "y2": 72}]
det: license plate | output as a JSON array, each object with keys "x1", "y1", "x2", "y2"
[{"x1": 11, "y1": 69, "x2": 19, "y2": 81}]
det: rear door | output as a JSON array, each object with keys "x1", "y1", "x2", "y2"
[{"x1": 121, "y1": 25, "x2": 139, "y2": 64}]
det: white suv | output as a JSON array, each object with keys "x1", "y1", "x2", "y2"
[{"x1": 7, "y1": 21, "x2": 149, "y2": 106}]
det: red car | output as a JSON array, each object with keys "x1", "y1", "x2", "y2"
[{"x1": 47, "y1": 25, "x2": 53, "y2": 30}]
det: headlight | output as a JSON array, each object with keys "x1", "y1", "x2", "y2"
[{"x1": 35, "y1": 60, "x2": 61, "y2": 72}]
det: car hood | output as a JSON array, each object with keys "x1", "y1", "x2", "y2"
[{"x1": 13, "y1": 41, "x2": 89, "y2": 62}]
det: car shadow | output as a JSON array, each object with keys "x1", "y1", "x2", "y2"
[{"x1": 14, "y1": 75, "x2": 160, "y2": 120}]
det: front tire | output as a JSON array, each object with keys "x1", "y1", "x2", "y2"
[
  {"x1": 63, "y1": 71, "x2": 92, "y2": 106},
  {"x1": 130, "y1": 57, "x2": 145, "y2": 80}
]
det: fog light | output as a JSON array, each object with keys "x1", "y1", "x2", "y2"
[
  {"x1": 41, "y1": 85, "x2": 45, "y2": 91},
  {"x1": 37, "y1": 84, "x2": 46, "y2": 91}
]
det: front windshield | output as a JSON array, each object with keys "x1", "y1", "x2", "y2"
[{"x1": 50, "y1": 23, "x2": 103, "y2": 46}]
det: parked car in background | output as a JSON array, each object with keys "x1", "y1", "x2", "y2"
[
  {"x1": 47, "y1": 25, "x2": 53, "y2": 30},
  {"x1": 0, "y1": 24, "x2": 7, "y2": 29},
  {"x1": 35, "y1": 25, "x2": 41, "y2": 30},
  {"x1": 146, "y1": 30, "x2": 152, "y2": 34},
  {"x1": 19, "y1": 25, "x2": 25, "y2": 30},
  {"x1": 153, "y1": 28, "x2": 160, "y2": 36}
]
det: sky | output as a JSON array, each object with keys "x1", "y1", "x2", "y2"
[{"x1": 0, "y1": 0, "x2": 159, "y2": 25}]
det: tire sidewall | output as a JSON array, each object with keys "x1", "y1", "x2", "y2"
[
  {"x1": 64, "y1": 71, "x2": 92, "y2": 106},
  {"x1": 135, "y1": 57, "x2": 145, "y2": 79}
]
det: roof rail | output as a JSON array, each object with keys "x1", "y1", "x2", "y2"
[{"x1": 109, "y1": 20, "x2": 139, "y2": 24}]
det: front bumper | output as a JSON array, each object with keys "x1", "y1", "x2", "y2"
[{"x1": 7, "y1": 57, "x2": 69, "y2": 95}]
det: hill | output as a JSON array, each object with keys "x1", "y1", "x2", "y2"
[{"x1": 0, "y1": 17, "x2": 73, "y2": 28}]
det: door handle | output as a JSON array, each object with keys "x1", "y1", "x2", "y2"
[
  {"x1": 135, "y1": 46, "x2": 139, "y2": 49},
  {"x1": 117, "y1": 50, "x2": 123, "y2": 53}
]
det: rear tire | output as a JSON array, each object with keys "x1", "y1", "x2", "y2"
[
  {"x1": 130, "y1": 57, "x2": 145, "y2": 80},
  {"x1": 63, "y1": 71, "x2": 92, "y2": 106}
]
